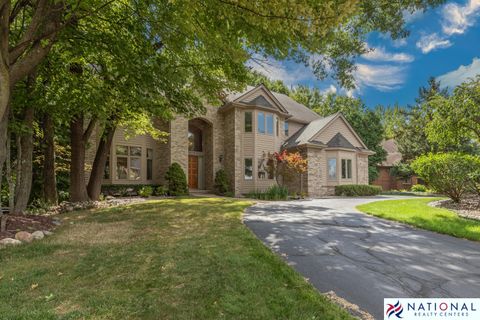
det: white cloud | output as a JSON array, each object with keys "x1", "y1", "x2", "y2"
[
  {"x1": 354, "y1": 63, "x2": 407, "y2": 91},
  {"x1": 403, "y1": 9, "x2": 424, "y2": 24},
  {"x1": 246, "y1": 58, "x2": 310, "y2": 86},
  {"x1": 323, "y1": 84, "x2": 337, "y2": 95},
  {"x1": 416, "y1": 33, "x2": 452, "y2": 54},
  {"x1": 442, "y1": 0, "x2": 480, "y2": 35},
  {"x1": 362, "y1": 47, "x2": 414, "y2": 63},
  {"x1": 392, "y1": 38, "x2": 408, "y2": 48},
  {"x1": 437, "y1": 57, "x2": 480, "y2": 88}
]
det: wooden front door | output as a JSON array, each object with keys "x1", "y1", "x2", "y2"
[{"x1": 188, "y1": 155, "x2": 198, "y2": 189}]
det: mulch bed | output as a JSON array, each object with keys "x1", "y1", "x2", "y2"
[
  {"x1": 430, "y1": 196, "x2": 480, "y2": 221},
  {"x1": 0, "y1": 214, "x2": 56, "y2": 240}
]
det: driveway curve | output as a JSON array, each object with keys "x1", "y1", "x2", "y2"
[{"x1": 244, "y1": 196, "x2": 480, "y2": 319}]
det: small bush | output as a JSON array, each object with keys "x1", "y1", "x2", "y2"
[
  {"x1": 334, "y1": 184, "x2": 381, "y2": 196},
  {"x1": 246, "y1": 185, "x2": 289, "y2": 200},
  {"x1": 411, "y1": 153, "x2": 480, "y2": 203},
  {"x1": 214, "y1": 169, "x2": 230, "y2": 195},
  {"x1": 165, "y1": 162, "x2": 188, "y2": 196},
  {"x1": 411, "y1": 184, "x2": 427, "y2": 192},
  {"x1": 139, "y1": 186, "x2": 153, "y2": 197},
  {"x1": 155, "y1": 186, "x2": 168, "y2": 196}
]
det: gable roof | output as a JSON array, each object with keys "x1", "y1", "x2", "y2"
[
  {"x1": 380, "y1": 139, "x2": 402, "y2": 166},
  {"x1": 327, "y1": 133, "x2": 356, "y2": 149},
  {"x1": 283, "y1": 112, "x2": 371, "y2": 152},
  {"x1": 224, "y1": 85, "x2": 320, "y2": 123},
  {"x1": 282, "y1": 113, "x2": 337, "y2": 149}
]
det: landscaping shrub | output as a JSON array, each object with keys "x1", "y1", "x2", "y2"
[
  {"x1": 246, "y1": 185, "x2": 289, "y2": 200},
  {"x1": 138, "y1": 186, "x2": 153, "y2": 197},
  {"x1": 411, "y1": 184, "x2": 427, "y2": 192},
  {"x1": 214, "y1": 169, "x2": 230, "y2": 195},
  {"x1": 411, "y1": 153, "x2": 480, "y2": 203},
  {"x1": 334, "y1": 184, "x2": 381, "y2": 196},
  {"x1": 165, "y1": 162, "x2": 188, "y2": 196},
  {"x1": 155, "y1": 186, "x2": 168, "y2": 196},
  {"x1": 101, "y1": 184, "x2": 161, "y2": 197}
]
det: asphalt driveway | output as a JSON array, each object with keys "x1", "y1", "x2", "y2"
[{"x1": 244, "y1": 196, "x2": 480, "y2": 319}]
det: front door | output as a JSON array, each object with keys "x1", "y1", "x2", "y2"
[{"x1": 188, "y1": 155, "x2": 198, "y2": 189}]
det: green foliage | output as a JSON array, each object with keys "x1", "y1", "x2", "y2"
[
  {"x1": 390, "y1": 162, "x2": 414, "y2": 179},
  {"x1": 247, "y1": 185, "x2": 289, "y2": 200},
  {"x1": 411, "y1": 153, "x2": 480, "y2": 203},
  {"x1": 411, "y1": 184, "x2": 427, "y2": 192},
  {"x1": 155, "y1": 186, "x2": 168, "y2": 197},
  {"x1": 165, "y1": 163, "x2": 188, "y2": 196},
  {"x1": 101, "y1": 184, "x2": 160, "y2": 197},
  {"x1": 426, "y1": 75, "x2": 480, "y2": 147},
  {"x1": 214, "y1": 169, "x2": 230, "y2": 195},
  {"x1": 138, "y1": 186, "x2": 153, "y2": 198},
  {"x1": 334, "y1": 184, "x2": 381, "y2": 196}
]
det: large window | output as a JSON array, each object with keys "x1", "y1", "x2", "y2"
[
  {"x1": 188, "y1": 126, "x2": 203, "y2": 152},
  {"x1": 244, "y1": 158, "x2": 253, "y2": 180},
  {"x1": 116, "y1": 145, "x2": 142, "y2": 180},
  {"x1": 341, "y1": 159, "x2": 352, "y2": 179},
  {"x1": 328, "y1": 158, "x2": 337, "y2": 180},
  {"x1": 147, "y1": 148, "x2": 153, "y2": 180},
  {"x1": 266, "y1": 114, "x2": 273, "y2": 135},
  {"x1": 284, "y1": 121, "x2": 289, "y2": 136},
  {"x1": 257, "y1": 112, "x2": 265, "y2": 134},
  {"x1": 245, "y1": 111, "x2": 252, "y2": 132}
]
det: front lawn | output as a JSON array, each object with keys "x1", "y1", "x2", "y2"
[
  {"x1": 357, "y1": 198, "x2": 480, "y2": 241},
  {"x1": 0, "y1": 198, "x2": 352, "y2": 319}
]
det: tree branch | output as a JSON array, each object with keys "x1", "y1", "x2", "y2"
[{"x1": 83, "y1": 117, "x2": 97, "y2": 143}]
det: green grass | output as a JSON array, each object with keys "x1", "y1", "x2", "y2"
[
  {"x1": 357, "y1": 198, "x2": 480, "y2": 241},
  {"x1": 0, "y1": 198, "x2": 352, "y2": 320}
]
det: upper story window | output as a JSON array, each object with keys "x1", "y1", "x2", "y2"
[
  {"x1": 284, "y1": 121, "x2": 289, "y2": 136},
  {"x1": 328, "y1": 158, "x2": 337, "y2": 180},
  {"x1": 257, "y1": 112, "x2": 265, "y2": 134},
  {"x1": 266, "y1": 114, "x2": 273, "y2": 135},
  {"x1": 276, "y1": 117, "x2": 279, "y2": 136},
  {"x1": 188, "y1": 126, "x2": 203, "y2": 152},
  {"x1": 341, "y1": 159, "x2": 352, "y2": 179},
  {"x1": 245, "y1": 111, "x2": 252, "y2": 132}
]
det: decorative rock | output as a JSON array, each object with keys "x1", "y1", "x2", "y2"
[
  {"x1": 15, "y1": 231, "x2": 33, "y2": 243},
  {"x1": 32, "y1": 231, "x2": 45, "y2": 240},
  {"x1": 42, "y1": 230, "x2": 53, "y2": 236},
  {"x1": 52, "y1": 220, "x2": 62, "y2": 226},
  {"x1": 0, "y1": 238, "x2": 22, "y2": 248}
]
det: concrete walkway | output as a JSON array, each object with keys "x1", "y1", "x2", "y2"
[{"x1": 244, "y1": 196, "x2": 480, "y2": 319}]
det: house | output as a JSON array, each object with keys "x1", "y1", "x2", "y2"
[
  {"x1": 372, "y1": 139, "x2": 421, "y2": 190},
  {"x1": 89, "y1": 85, "x2": 374, "y2": 197}
]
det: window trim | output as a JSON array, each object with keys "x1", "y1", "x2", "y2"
[
  {"x1": 341, "y1": 159, "x2": 352, "y2": 179},
  {"x1": 257, "y1": 112, "x2": 265, "y2": 134},
  {"x1": 115, "y1": 145, "x2": 143, "y2": 181},
  {"x1": 244, "y1": 158, "x2": 253, "y2": 180},
  {"x1": 328, "y1": 158, "x2": 337, "y2": 180},
  {"x1": 244, "y1": 111, "x2": 253, "y2": 133}
]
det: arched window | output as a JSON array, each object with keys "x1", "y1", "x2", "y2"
[{"x1": 188, "y1": 125, "x2": 203, "y2": 152}]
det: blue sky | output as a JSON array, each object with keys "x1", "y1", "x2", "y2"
[{"x1": 249, "y1": 0, "x2": 480, "y2": 108}]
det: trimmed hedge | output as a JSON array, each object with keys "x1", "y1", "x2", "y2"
[
  {"x1": 214, "y1": 169, "x2": 230, "y2": 195},
  {"x1": 165, "y1": 162, "x2": 188, "y2": 196},
  {"x1": 101, "y1": 184, "x2": 165, "y2": 197},
  {"x1": 334, "y1": 184, "x2": 381, "y2": 196}
]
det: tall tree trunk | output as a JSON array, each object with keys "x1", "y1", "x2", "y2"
[
  {"x1": 6, "y1": 131, "x2": 14, "y2": 212},
  {"x1": 69, "y1": 115, "x2": 90, "y2": 202},
  {"x1": 87, "y1": 124, "x2": 116, "y2": 200},
  {"x1": 42, "y1": 113, "x2": 57, "y2": 204},
  {"x1": 13, "y1": 106, "x2": 34, "y2": 213}
]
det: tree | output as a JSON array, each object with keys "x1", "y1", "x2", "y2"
[
  {"x1": 427, "y1": 75, "x2": 480, "y2": 147},
  {"x1": 272, "y1": 150, "x2": 308, "y2": 190},
  {"x1": 411, "y1": 153, "x2": 480, "y2": 203}
]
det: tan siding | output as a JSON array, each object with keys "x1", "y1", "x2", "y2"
[{"x1": 313, "y1": 117, "x2": 364, "y2": 147}]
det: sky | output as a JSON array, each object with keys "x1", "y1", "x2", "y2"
[{"x1": 248, "y1": 0, "x2": 480, "y2": 108}]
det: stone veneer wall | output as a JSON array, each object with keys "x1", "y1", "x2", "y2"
[
  {"x1": 153, "y1": 119, "x2": 171, "y2": 185},
  {"x1": 169, "y1": 117, "x2": 189, "y2": 179},
  {"x1": 223, "y1": 109, "x2": 237, "y2": 194},
  {"x1": 357, "y1": 154, "x2": 369, "y2": 185}
]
